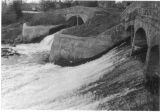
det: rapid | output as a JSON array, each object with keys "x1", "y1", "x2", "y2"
[{"x1": 1, "y1": 32, "x2": 145, "y2": 110}]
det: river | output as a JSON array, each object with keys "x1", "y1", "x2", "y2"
[{"x1": 1, "y1": 33, "x2": 146, "y2": 110}]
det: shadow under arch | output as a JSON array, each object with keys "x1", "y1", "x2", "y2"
[
  {"x1": 132, "y1": 28, "x2": 148, "y2": 63},
  {"x1": 134, "y1": 28, "x2": 148, "y2": 48},
  {"x1": 66, "y1": 16, "x2": 84, "y2": 27}
]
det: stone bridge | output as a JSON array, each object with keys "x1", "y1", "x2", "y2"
[
  {"x1": 108, "y1": 3, "x2": 160, "y2": 66},
  {"x1": 55, "y1": 6, "x2": 102, "y2": 23},
  {"x1": 125, "y1": 6, "x2": 160, "y2": 66}
]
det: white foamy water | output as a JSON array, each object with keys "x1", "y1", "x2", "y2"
[{"x1": 1, "y1": 35, "x2": 131, "y2": 109}]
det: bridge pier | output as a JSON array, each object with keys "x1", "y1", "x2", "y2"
[
  {"x1": 130, "y1": 32, "x2": 136, "y2": 56},
  {"x1": 146, "y1": 46, "x2": 151, "y2": 66},
  {"x1": 159, "y1": 45, "x2": 160, "y2": 65}
]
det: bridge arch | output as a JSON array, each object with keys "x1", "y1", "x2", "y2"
[
  {"x1": 66, "y1": 14, "x2": 88, "y2": 23},
  {"x1": 134, "y1": 28, "x2": 148, "y2": 48},
  {"x1": 66, "y1": 16, "x2": 84, "y2": 26},
  {"x1": 133, "y1": 27, "x2": 159, "y2": 65}
]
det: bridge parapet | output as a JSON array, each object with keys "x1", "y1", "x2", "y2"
[
  {"x1": 121, "y1": 2, "x2": 142, "y2": 19},
  {"x1": 122, "y1": 7, "x2": 160, "y2": 23},
  {"x1": 136, "y1": 8, "x2": 160, "y2": 19},
  {"x1": 136, "y1": 16, "x2": 160, "y2": 32},
  {"x1": 121, "y1": 2, "x2": 160, "y2": 22}
]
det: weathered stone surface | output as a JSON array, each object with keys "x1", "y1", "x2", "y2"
[
  {"x1": 22, "y1": 23, "x2": 58, "y2": 43},
  {"x1": 49, "y1": 29, "x2": 128, "y2": 66}
]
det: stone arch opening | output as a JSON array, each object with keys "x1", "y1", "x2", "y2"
[
  {"x1": 134, "y1": 28, "x2": 148, "y2": 48},
  {"x1": 66, "y1": 16, "x2": 84, "y2": 27},
  {"x1": 133, "y1": 28, "x2": 148, "y2": 63}
]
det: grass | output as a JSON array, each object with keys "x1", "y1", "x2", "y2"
[{"x1": 28, "y1": 12, "x2": 66, "y2": 26}]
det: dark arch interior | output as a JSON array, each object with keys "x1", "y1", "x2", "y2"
[
  {"x1": 66, "y1": 16, "x2": 84, "y2": 27},
  {"x1": 133, "y1": 28, "x2": 148, "y2": 63},
  {"x1": 134, "y1": 28, "x2": 147, "y2": 48}
]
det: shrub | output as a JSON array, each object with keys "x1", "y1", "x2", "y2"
[
  {"x1": 40, "y1": 0, "x2": 56, "y2": 11},
  {"x1": 40, "y1": 0, "x2": 74, "y2": 11},
  {"x1": 2, "y1": 12, "x2": 17, "y2": 25},
  {"x1": 12, "y1": 1, "x2": 23, "y2": 19},
  {"x1": 78, "y1": 1, "x2": 98, "y2": 7},
  {"x1": 22, "y1": 13, "x2": 35, "y2": 22},
  {"x1": 2, "y1": 23, "x2": 22, "y2": 44},
  {"x1": 2, "y1": 0, "x2": 23, "y2": 25}
]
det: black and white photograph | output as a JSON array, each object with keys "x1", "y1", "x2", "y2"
[{"x1": 1, "y1": 0, "x2": 160, "y2": 110}]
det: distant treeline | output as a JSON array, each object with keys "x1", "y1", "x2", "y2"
[{"x1": 2, "y1": 0, "x2": 131, "y2": 25}]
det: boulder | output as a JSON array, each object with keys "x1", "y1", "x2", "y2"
[
  {"x1": 2, "y1": 48, "x2": 20, "y2": 58},
  {"x1": 14, "y1": 34, "x2": 23, "y2": 44},
  {"x1": 49, "y1": 29, "x2": 129, "y2": 66},
  {"x1": 22, "y1": 23, "x2": 58, "y2": 43}
]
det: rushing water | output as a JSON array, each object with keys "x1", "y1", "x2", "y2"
[{"x1": 1, "y1": 33, "x2": 138, "y2": 109}]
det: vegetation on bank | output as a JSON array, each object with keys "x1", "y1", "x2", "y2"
[
  {"x1": 62, "y1": 11, "x2": 121, "y2": 37},
  {"x1": 28, "y1": 13, "x2": 65, "y2": 26},
  {"x1": 2, "y1": 1, "x2": 22, "y2": 25},
  {"x1": 1, "y1": 0, "x2": 125, "y2": 44},
  {"x1": 2, "y1": 23, "x2": 22, "y2": 44}
]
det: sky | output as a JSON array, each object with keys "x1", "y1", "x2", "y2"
[
  {"x1": 2, "y1": 0, "x2": 69, "y2": 3},
  {"x1": 2, "y1": 0, "x2": 124, "y2": 4},
  {"x1": 2, "y1": 0, "x2": 42, "y2": 3}
]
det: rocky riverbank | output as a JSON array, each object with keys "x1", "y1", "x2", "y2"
[{"x1": 2, "y1": 47, "x2": 20, "y2": 58}]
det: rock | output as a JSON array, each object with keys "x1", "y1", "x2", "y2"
[
  {"x1": 2, "y1": 48, "x2": 20, "y2": 58},
  {"x1": 14, "y1": 34, "x2": 23, "y2": 44},
  {"x1": 22, "y1": 23, "x2": 58, "y2": 43},
  {"x1": 49, "y1": 29, "x2": 129, "y2": 66}
]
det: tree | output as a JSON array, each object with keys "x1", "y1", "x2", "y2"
[
  {"x1": 40, "y1": 0, "x2": 56, "y2": 11},
  {"x1": 12, "y1": 0, "x2": 23, "y2": 19},
  {"x1": 2, "y1": 0, "x2": 23, "y2": 25}
]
